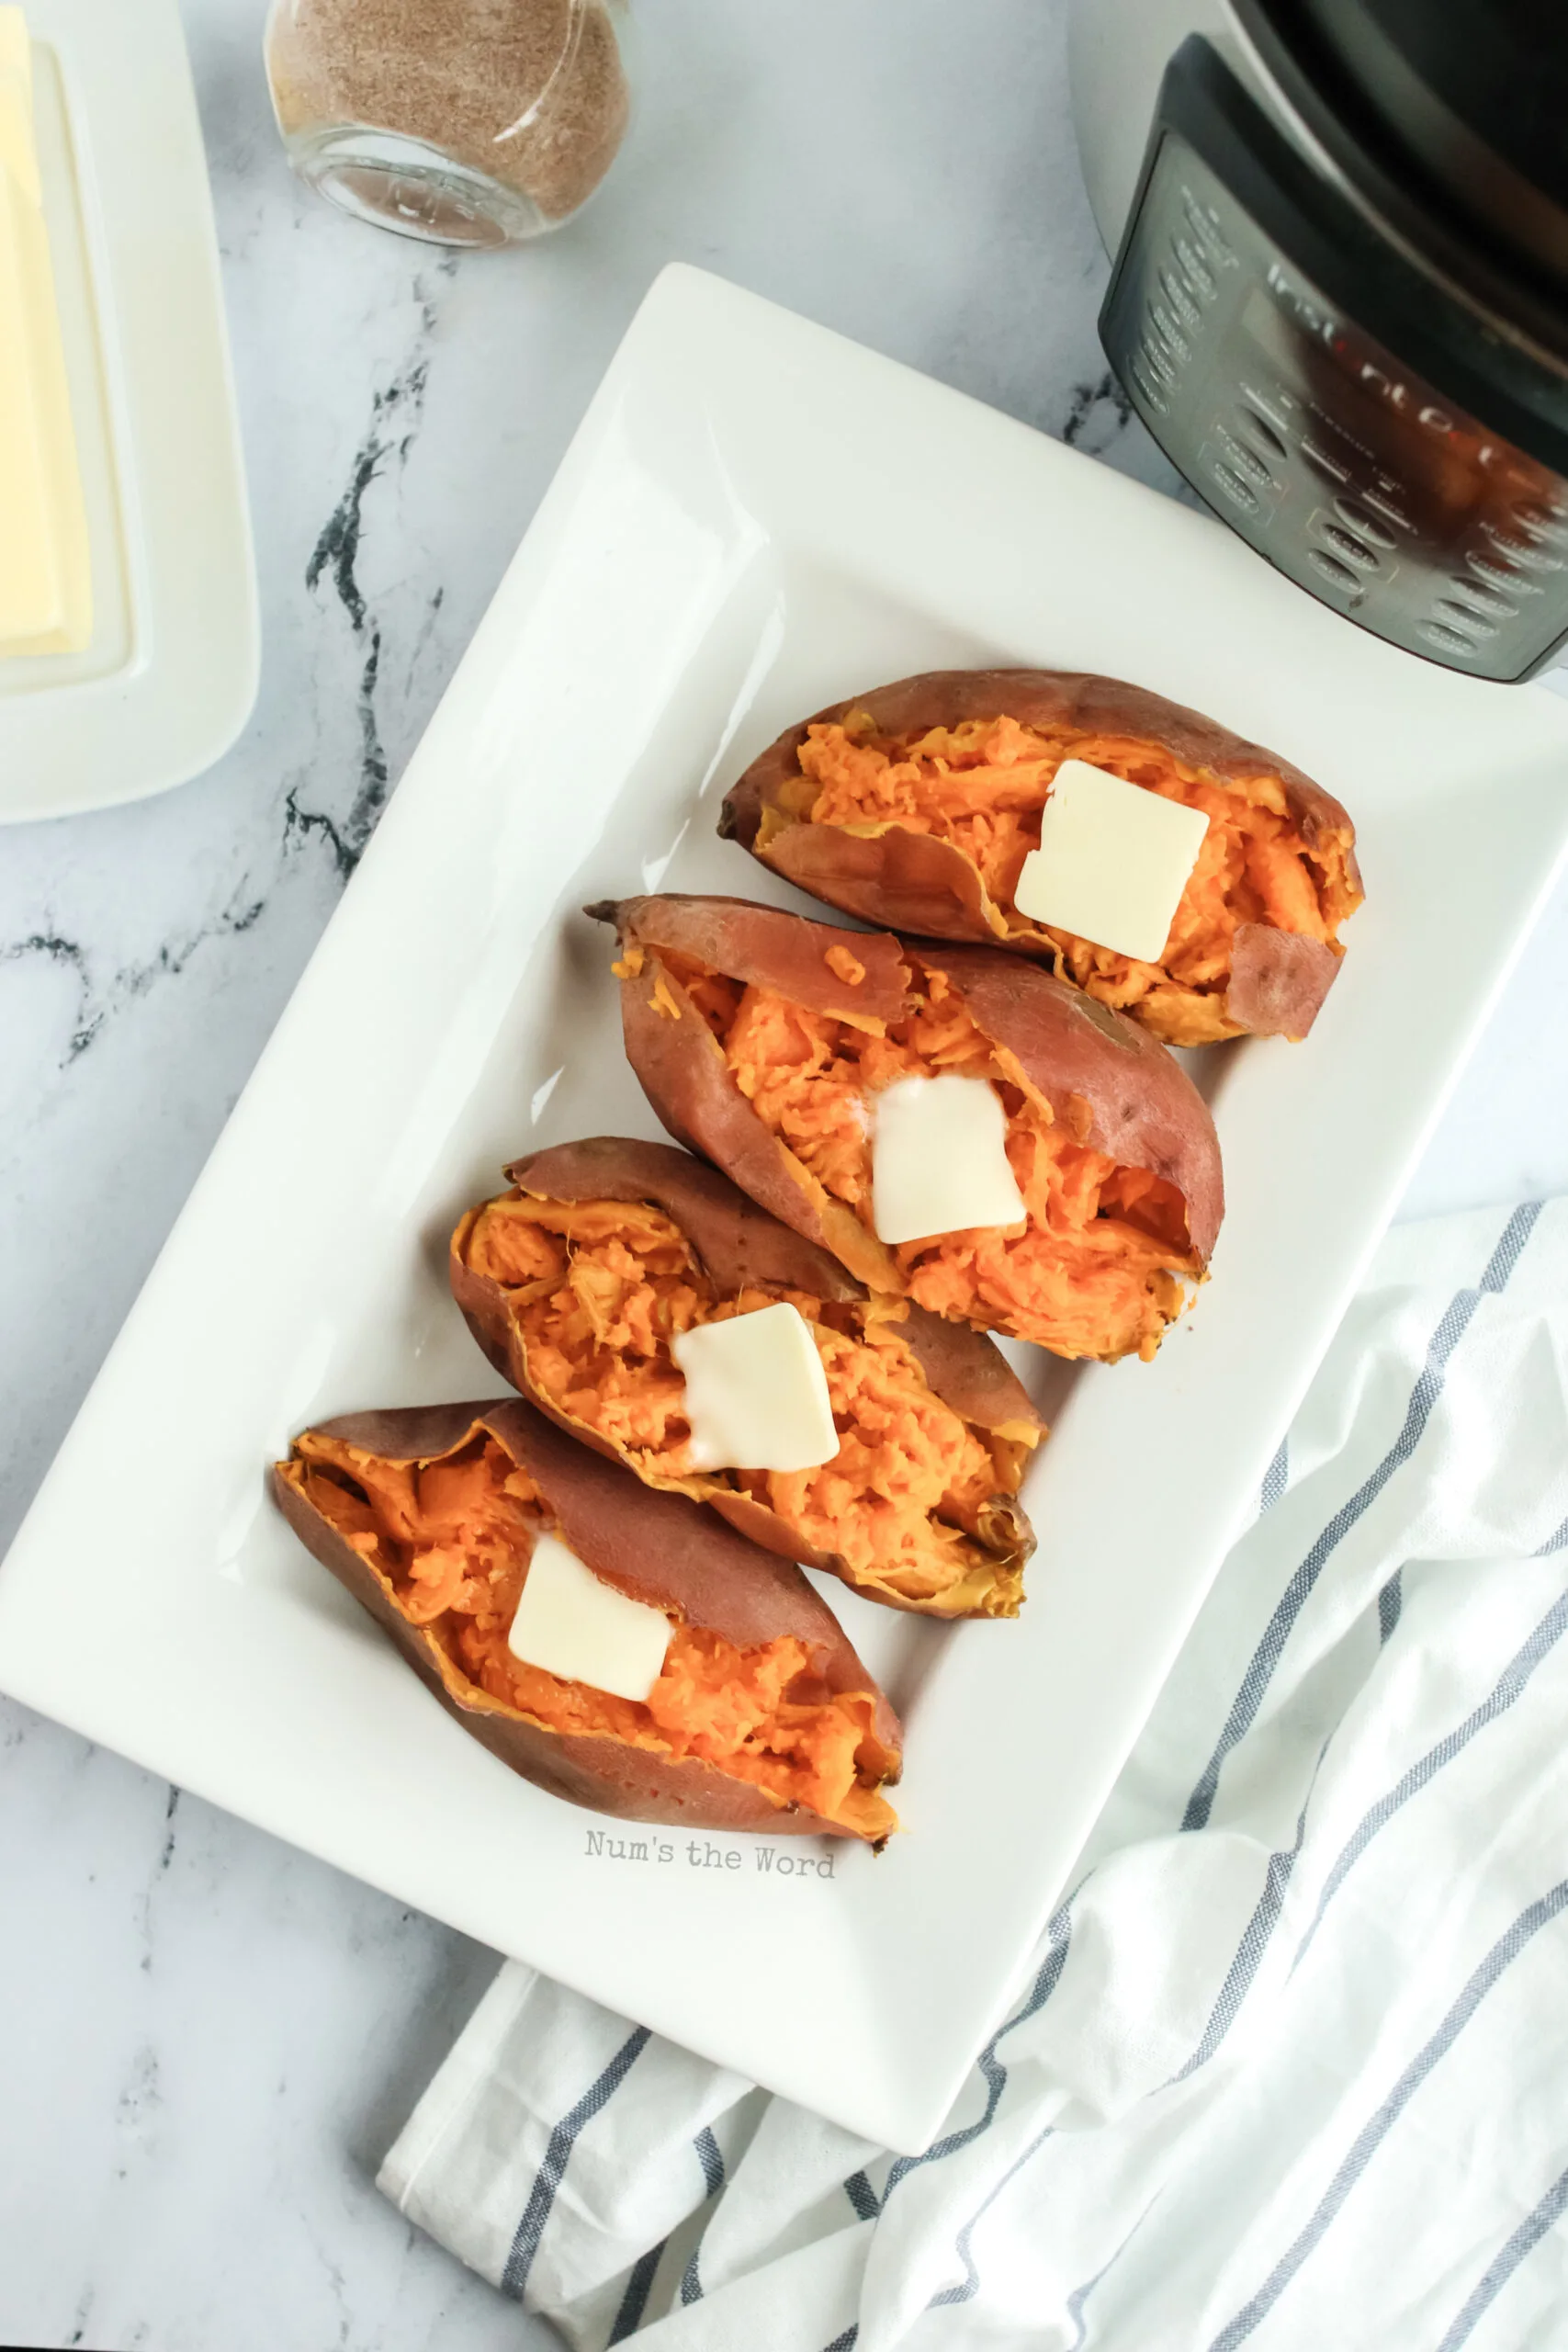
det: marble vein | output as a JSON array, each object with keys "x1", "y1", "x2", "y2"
[
  {"x1": 0, "y1": 888, "x2": 270, "y2": 1071},
  {"x1": 288, "y1": 262, "x2": 455, "y2": 879},
  {"x1": 1060, "y1": 367, "x2": 1134, "y2": 454}
]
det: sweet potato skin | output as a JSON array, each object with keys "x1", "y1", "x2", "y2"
[
  {"x1": 506, "y1": 1135, "x2": 866, "y2": 1306},
  {"x1": 451, "y1": 1136, "x2": 1042, "y2": 1615},
  {"x1": 594, "y1": 892, "x2": 911, "y2": 1025},
  {"x1": 589, "y1": 894, "x2": 1224, "y2": 1281},
  {"x1": 273, "y1": 1398, "x2": 901, "y2": 1838},
  {"x1": 915, "y1": 945, "x2": 1224, "y2": 1264},
  {"x1": 1226, "y1": 925, "x2": 1343, "y2": 1039},
  {"x1": 720, "y1": 668, "x2": 1360, "y2": 1040},
  {"x1": 590, "y1": 897, "x2": 897, "y2": 1287}
]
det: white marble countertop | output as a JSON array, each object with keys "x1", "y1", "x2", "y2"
[{"x1": 4, "y1": 2, "x2": 1568, "y2": 2345}]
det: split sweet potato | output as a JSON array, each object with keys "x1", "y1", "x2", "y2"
[
  {"x1": 452, "y1": 1136, "x2": 1043, "y2": 1619},
  {"x1": 720, "y1": 669, "x2": 1362, "y2": 1046},
  {"x1": 587, "y1": 894, "x2": 1224, "y2": 1364},
  {"x1": 274, "y1": 1398, "x2": 902, "y2": 1841}
]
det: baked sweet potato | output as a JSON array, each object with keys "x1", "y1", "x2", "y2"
[
  {"x1": 274, "y1": 1399, "x2": 901, "y2": 1842},
  {"x1": 720, "y1": 669, "x2": 1362, "y2": 1046},
  {"x1": 452, "y1": 1136, "x2": 1043, "y2": 1619},
  {"x1": 586, "y1": 894, "x2": 1224, "y2": 1363}
]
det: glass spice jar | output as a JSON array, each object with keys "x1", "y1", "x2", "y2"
[{"x1": 264, "y1": 0, "x2": 633, "y2": 249}]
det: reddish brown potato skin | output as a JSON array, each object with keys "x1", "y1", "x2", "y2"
[
  {"x1": 273, "y1": 1398, "x2": 901, "y2": 1838},
  {"x1": 1227, "y1": 925, "x2": 1344, "y2": 1039},
  {"x1": 589, "y1": 897, "x2": 895, "y2": 1286},
  {"x1": 451, "y1": 1136, "x2": 1042, "y2": 1610},
  {"x1": 916, "y1": 945, "x2": 1224, "y2": 1264},
  {"x1": 720, "y1": 668, "x2": 1360, "y2": 1039},
  {"x1": 508, "y1": 1135, "x2": 867, "y2": 1305},
  {"x1": 591, "y1": 891, "x2": 911, "y2": 1023},
  {"x1": 588, "y1": 895, "x2": 1224, "y2": 1280}
]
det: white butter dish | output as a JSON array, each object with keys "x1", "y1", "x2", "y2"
[{"x1": 0, "y1": 0, "x2": 256, "y2": 820}]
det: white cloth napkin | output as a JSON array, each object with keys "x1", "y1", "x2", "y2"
[{"x1": 379, "y1": 1198, "x2": 1568, "y2": 2351}]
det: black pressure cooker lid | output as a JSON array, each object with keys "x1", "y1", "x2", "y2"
[
  {"x1": 1242, "y1": 0, "x2": 1568, "y2": 326},
  {"x1": 1329, "y1": 2, "x2": 1568, "y2": 213}
]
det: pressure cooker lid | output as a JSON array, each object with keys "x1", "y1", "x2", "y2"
[{"x1": 1247, "y1": 0, "x2": 1568, "y2": 298}]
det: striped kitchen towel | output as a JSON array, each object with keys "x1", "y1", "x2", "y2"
[{"x1": 378, "y1": 1197, "x2": 1568, "y2": 2351}]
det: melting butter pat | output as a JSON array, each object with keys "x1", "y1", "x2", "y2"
[
  {"x1": 0, "y1": 8, "x2": 91, "y2": 661},
  {"x1": 871, "y1": 1072, "x2": 1025, "y2": 1244},
  {"x1": 673, "y1": 1301, "x2": 839, "y2": 1474},
  {"x1": 1014, "y1": 759, "x2": 1208, "y2": 964},
  {"x1": 508, "y1": 1532, "x2": 672, "y2": 1704}
]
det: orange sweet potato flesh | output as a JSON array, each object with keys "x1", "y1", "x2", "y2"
[
  {"x1": 720, "y1": 670, "x2": 1363, "y2": 1046},
  {"x1": 451, "y1": 1136, "x2": 1043, "y2": 1619},
  {"x1": 273, "y1": 1399, "x2": 900, "y2": 1841},
  {"x1": 587, "y1": 897, "x2": 1224, "y2": 1364}
]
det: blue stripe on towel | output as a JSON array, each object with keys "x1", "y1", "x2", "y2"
[
  {"x1": 678, "y1": 2127, "x2": 728, "y2": 2306},
  {"x1": 841, "y1": 1905, "x2": 1073, "y2": 2222},
  {"x1": 1061, "y1": 2206, "x2": 1162, "y2": 2347},
  {"x1": 500, "y1": 2025, "x2": 651, "y2": 2301},
  {"x1": 1293, "y1": 1523, "x2": 1568, "y2": 1972},
  {"x1": 1434, "y1": 2159, "x2": 1568, "y2": 2350},
  {"x1": 1175, "y1": 1759, "x2": 1324, "y2": 2079},
  {"x1": 1480, "y1": 1200, "x2": 1541, "y2": 1293},
  {"x1": 694, "y1": 2124, "x2": 726, "y2": 2199},
  {"x1": 1206, "y1": 1877, "x2": 1568, "y2": 2350},
  {"x1": 927, "y1": 2118, "x2": 1059, "y2": 2308},
  {"x1": 607, "y1": 2238, "x2": 667, "y2": 2345},
  {"x1": 1259, "y1": 1437, "x2": 1289, "y2": 1514},
  {"x1": 842, "y1": 2172, "x2": 881, "y2": 2222},
  {"x1": 1182, "y1": 1203, "x2": 1541, "y2": 1834},
  {"x1": 1055, "y1": 1762, "x2": 1329, "y2": 2328}
]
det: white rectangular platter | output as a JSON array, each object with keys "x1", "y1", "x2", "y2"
[{"x1": 4, "y1": 266, "x2": 1567, "y2": 2154}]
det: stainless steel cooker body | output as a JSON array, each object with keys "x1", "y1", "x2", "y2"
[{"x1": 1069, "y1": 0, "x2": 1568, "y2": 681}]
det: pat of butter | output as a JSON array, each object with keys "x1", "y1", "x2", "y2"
[
  {"x1": 508, "y1": 1531, "x2": 672, "y2": 1704},
  {"x1": 1013, "y1": 759, "x2": 1209, "y2": 965},
  {"x1": 672, "y1": 1301, "x2": 839, "y2": 1474},
  {"x1": 0, "y1": 7, "x2": 92, "y2": 662},
  {"x1": 871, "y1": 1072, "x2": 1025, "y2": 1244}
]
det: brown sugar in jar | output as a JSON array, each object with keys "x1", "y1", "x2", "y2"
[{"x1": 265, "y1": 0, "x2": 633, "y2": 248}]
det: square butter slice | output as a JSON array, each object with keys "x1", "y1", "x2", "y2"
[
  {"x1": 0, "y1": 6, "x2": 92, "y2": 661},
  {"x1": 1014, "y1": 758, "x2": 1209, "y2": 965},
  {"x1": 871, "y1": 1072, "x2": 1026, "y2": 1245},
  {"x1": 672, "y1": 1301, "x2": 839, "y2": 1475},
  {"x1": 507, "y1": 1532, "x2": 672, "y2": 1704}
]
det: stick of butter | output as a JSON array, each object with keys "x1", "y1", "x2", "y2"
[{"x1": 0, "y1": 7, "x2": 91, "y2": 661}]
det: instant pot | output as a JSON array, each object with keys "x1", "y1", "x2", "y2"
[{"x1": 1068, "y1": 0, "x2": 1568, "y2": 680}]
